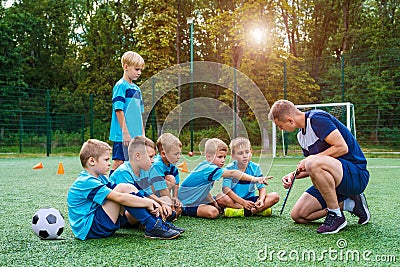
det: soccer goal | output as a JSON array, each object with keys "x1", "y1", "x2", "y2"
[{"x1": 272, "y1": 102, "x2": 356, "y2": 157}]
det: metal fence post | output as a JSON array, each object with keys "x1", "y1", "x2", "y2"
[
  {"x1": 46, "y1": 90, "x2": 51, "y2": 156},
  {"x1": 81, "y1": 115, "x2": 85, "y2": 144},
  {"x1": 90, "y1": 94, "x2": 94, "y2": 138},
  {"x1": 19, "y1": 111, "x2": 23, "y2": 153},
  {"x1": 341, "y1": 54, "x2": 345, "y2": 102},
  {"x1": 151, "y1": 76, "x2": 156, "y2": 141}
]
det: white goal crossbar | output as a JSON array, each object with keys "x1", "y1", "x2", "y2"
[{"x1": 272, "y1": 102, "x2": 356, "y2": 157}]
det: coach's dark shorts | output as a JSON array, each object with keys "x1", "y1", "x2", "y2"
[
  {"x1": 112, "y1": 142, "x2": 129, "y2": 161},
  {"x1": 86, "y1": 206, "x2": 128, "y2": 239},
  {"x1": 306, "y1": 158, "x2": 369, "y2": 209}
]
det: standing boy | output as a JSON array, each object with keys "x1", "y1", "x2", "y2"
[
  {"x1": 149, "y1": 133, "x2": 183, "y2": 216},
  {"x1": 178, "y1": 138, "x2": 271, "y2": 219},
  {"x1": 268, "y1": 100, "x2": 370, "y2": 234},
  {"x1": 67, "y1": 138, "x2": 181, "y2": 240},
  {"x1": 217, "y1": 137, "x2": 280, "y2": 217},
  {"x1": 109, "y1": 51, "x2": 145, "y2": 175}
]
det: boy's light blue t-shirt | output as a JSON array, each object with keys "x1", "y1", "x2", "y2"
[
  {"x1": 67, "y1": 171, "x2": 114, "y2": 240},
  {"x1": 178, "y1": 161, "x2": 224, "y2": 207},
  {"x1": 109, "y1": 162, "x2": 152, "y2": 197},
  {"x1": 109, "y1": 78, "x2": 144, "y2": 142},
  {"x1": 149, "y1": 154, "x2": 180, "y2": 189},
  {"x1": 223, "y1": 160, "x2": 265, "y2": 199}
]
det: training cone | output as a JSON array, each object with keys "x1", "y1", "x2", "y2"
[
  {"x1": 177, "y1": 161, "x2": 189, "y2": 173},
  {"x1": 33, "y1": 162, "x2": 43, "y2": 170},
  {"x1": 57, "y1": 162, "x2": 65, "y2": 175}
]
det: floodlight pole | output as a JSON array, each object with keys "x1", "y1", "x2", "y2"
[{"x1": 187, "y1": 17, "x2": 194, "y2": 153}]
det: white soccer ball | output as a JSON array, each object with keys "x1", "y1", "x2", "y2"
[{"x1": 31, "y1": 207, "x2": 65, "y2": 240}]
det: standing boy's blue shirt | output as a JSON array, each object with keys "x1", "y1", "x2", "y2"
[
  {"x1": 67, "y1": 171, "x2": 114, "y2": 240},
  {"x1": 109, "y1": 162, "x2": 152, "y2": 197},
  {"x1": 149, "y1": 154, "x2": 178, "y2": 193},
  {"x1": 298, "y1": 110, "x2": 367, "y2": 168},
  {"x1": 109, "y1": 78, "x2": 144, "y2": 142},
  {"x1": 178, "y1": 161, "x2": 224, "y2": 207},
  {"x1": 223, "y1": 161, "x2": 265, "y2": 199}
]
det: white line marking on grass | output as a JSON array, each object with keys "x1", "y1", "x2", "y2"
[{"x1": 367, "y1": 166, "x2": 400, "y2": 168}]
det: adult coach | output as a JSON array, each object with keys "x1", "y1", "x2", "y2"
[{"x1": 268, "y1": 100, "x2": 370, "y2": 234}]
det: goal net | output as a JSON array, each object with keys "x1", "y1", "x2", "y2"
[{"x1": 272, "y1": 102, "x2": 356, "y2": 157}]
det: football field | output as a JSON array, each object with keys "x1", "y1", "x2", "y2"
[{"x1": 0, "y1": 156, "x2": 399, "y2": 266}]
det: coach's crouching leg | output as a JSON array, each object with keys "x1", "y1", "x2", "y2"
[{"x1": 290, "y1": 192, "x2": 328, "y2": 224}]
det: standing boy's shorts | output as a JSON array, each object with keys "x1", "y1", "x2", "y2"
[
  {"x1": 112, "y1": 142, "x2": 129, "y2": 161},
  {"x1": 86, "y1": 206, "x2": 128, "y2": 239},
  {"x1": 306, "y1": 158, "x2": 369, "y2": 209}
]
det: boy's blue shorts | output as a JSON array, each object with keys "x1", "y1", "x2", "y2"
[
  {"x1": 86, "y1": 206, "x2": 128, "y2": 239},
  {"x1": 306, "y1": 158, "x2": 369, "y2": 209},
  {"x1": 244, "y1": 196, "x2": 259, "y2": 202},
  {"x1": 182, "y1": 206, "x2": 199, "y2": 217},
  {"x1": 112, "y1": 142, "x2": 129, "y2": 161}
]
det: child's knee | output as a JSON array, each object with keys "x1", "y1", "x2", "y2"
[
  {"x1": 269, "y1": 192, "x2": 280, "y2": 204},
  {"x1": 200, "y1": 206, "x2": 219, "y2": 219},
  {"x1": 114, "y1": 183, "x2": 138, "y2": 194},
  {"x1": 207, "y1": 208, "x2": 220, "y2": 219},
  {"x1": 165, "y1": 175, "x2": 176, "y2": 184}
]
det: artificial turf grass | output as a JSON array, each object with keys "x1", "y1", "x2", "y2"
[{"x1": 0, "y1": 157, "x2": 399, "y2": 266}]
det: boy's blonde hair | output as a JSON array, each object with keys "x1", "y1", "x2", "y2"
[
  {"x1": 80, "y1": 139, "x2": 111, "y2": 168},
  {"x1": 156, "y1": 133, "x2": 182, "y2": 153},
  {"x1": 204, "y1": 138, "x2": 228, "y2": 156},
  {"x1": 268, "y1": 99, "x2": 298, "y2": 122},
  {"x1": 128, "y1": 136, "x2": 156, "y2": 156},
  {"x1": 230, "y1": 137, "x2": 251, "y2": 154},
  {"x1": 121, "y1": 51, "x2": 145, "y2": 69}
]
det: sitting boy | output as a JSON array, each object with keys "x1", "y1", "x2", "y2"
[
  {"x1": 178, "y1": 138, "x2": 271, "y2": 219},
  {"x1": 216, "y1": 137, "x2": 280, "y2": 217},
  {"x1": 67, "y1": 138, "x2": 181, "y2": 240},
  {"x1": 149, "y1": 133, "x2": 183, "y2": 216},
  {"x1": 110, "y1": 136, "x2": 183, "y2": 228}
]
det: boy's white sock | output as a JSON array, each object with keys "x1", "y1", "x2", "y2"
[
  {"x1": 327, "y1": 207, "x2": 342, "y2": 217},
  {"x1": 343, "y1": 198, "x2": 355, "y2": 212}
]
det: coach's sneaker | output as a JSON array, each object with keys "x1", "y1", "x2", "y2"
[
  {"x1": 350, "y1": 193, "x2": 370, "y2": 225},
  {"x1": 164, "y1": 221, "x2": 185, "y2": 234},
  {"x1": 145, "y1": 219, "x2": 180, "y2": 240},
  {"x1": 256, "y1": 207, "x2": 272, "y2": 217},
  {"x1": 317, "y1": 211, "x2": 347, "y2": 234}
]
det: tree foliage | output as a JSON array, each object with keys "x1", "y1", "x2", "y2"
[{"x1": 0, "y1": 0, "x2": 399, "y2": 145}]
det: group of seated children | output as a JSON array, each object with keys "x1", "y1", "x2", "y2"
[{"x1": 67, "y1": 135, "x2": 279, "y2": 241}]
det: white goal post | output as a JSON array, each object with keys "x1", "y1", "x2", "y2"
[{"x1": 272, "y1": 102, "x2": 356, "y2": 157}]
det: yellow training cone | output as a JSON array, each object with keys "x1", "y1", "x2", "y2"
[
  {"x1": 57, "y1": 162, "x2": 65, "y2": 175},
  {"x1": 177, "y1": 161, "x2": 189, "y2": 173}
]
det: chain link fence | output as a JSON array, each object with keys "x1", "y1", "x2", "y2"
[{"x1": 1, "y1": 51, "x2": 399, "y2": 156}]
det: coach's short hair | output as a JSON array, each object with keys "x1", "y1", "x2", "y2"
[
  {"x1": 156, "y1": 133, "x2": 182, "y2": 153},
  {"x1": 128, "y1": 136, "x2": 156, "y2": 156},
  {"x1": 79, "y1": 139, "x2": 111, "y2": 168},
  {"x1": 268, "y1": 99, "x2": 298, "y2": 122},
  {"x1": 230, "y1": 137, "x2": 251, "y2": 154},
  {"x1": 205, "y1": 138, "x2": 228, "y2": 156},
  {"x1": 121, "y1": 51, "x2": 145, "y2": 69}
]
